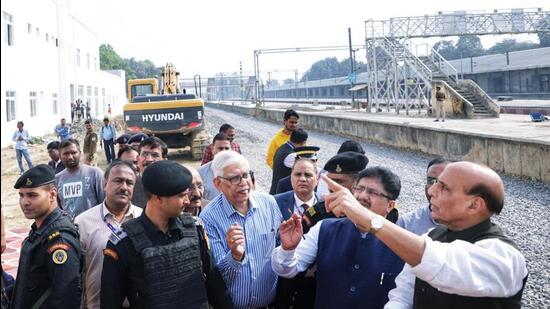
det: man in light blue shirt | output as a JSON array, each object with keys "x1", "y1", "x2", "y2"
[
  {"x1": 200, "y1": 150, "x2": 282, "y2": 309},
  {"x1": 12, "y1": 121, "x2": 33, "y2": 174},
  {"x1": 54, "y1": 118, "x2": 71, "y2": 141},
  {"x1": 397, "y1": 158, "x2": 450, "y2": 235},
  {"x1": 100, "y1": 117, "x2": 117, "y2": 163},
  {"x1": 198, "y1": 133, "x2": 231, "y2": 201}
]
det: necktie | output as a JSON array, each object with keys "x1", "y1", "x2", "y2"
[{"x1": 301, "y1": 203, "x2": 309, "y2": 214}]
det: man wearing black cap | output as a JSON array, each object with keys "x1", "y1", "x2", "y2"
[
  {"x1": 47, "y1": 141, "x2": 65, "y2": 174},
  {"x1": 274, "y1": 145, "x2": 320, "y2": 194},
  {"x1": 301, "y1": 151, "x2": 369, "y2": 230},
  {"x1": 115, "y1": 133, "x2": 132, "y2": 146},
  {"x1": 270, "y1": 128, "x2": 308, "y2": 195},
  {"x1": 128, "y1": 132, "x2": 149, "y2": 148},
  {"x1": 10, "y1": 165, "x2": 82, "y2": 309},
  {"x1": 100, "y1": 160, "x2": 232, "y2": 309}
]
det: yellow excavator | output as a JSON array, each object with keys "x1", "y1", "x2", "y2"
[{"x1": 123, "y1": 63, "x2": 209, "y2": 160}]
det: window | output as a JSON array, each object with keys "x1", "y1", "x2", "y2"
[
  {"x1": 94, "y1": 87, "x2": 99, "y2": 96},
  {"x1": 52, "y1": 93, "x2": 58, "y2": 114},
  {"x1": 87, "y1": 53, "x2": 90, "y2": 69},
  {"x1": 3, "y1": 12, "x2": 14, "y2": 46},
  {"x1": 5, "y1": 91, "x2": 16, "y2": 121},
  {"x1": 94, "y1": 57, "x2": 97, "y2": 70},
  {"x1": 30, "y1": 91, "x2": 37, "y2": 117},
  {"x1": 27, "y1": 23, "x2": 31, "y2": 34},
  {"x1": 45, "y1": 33, "x2": 49, "y2": 42},
  {"x1": 76, "y1": 48, "x2": 81, "y2": 66},
  {"x1": 78, "y1": 85, "x2": 84, "y2": 97},
  {"x1": 87, "y1": 86, "x2": 92, "y2": 96}
]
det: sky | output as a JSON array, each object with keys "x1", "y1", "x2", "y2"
[{"x1": 71, "y1": 0, "x2": 549, "y2": 81}]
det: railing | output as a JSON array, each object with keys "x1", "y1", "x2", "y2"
[
  {"x1": 383, "y1": 38, "x2": 433, "y2": 84},
  {"x1": 416, "y1": 44, "x2": 459, "y2": 83}
]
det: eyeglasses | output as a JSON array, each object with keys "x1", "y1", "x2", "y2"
[
  {"x1": 188, "y1": 183, "x2": 204, "y2": 191},
  {"x1": 140, "y1": 151, "x2": 161, "y2": 159},
  {"x1": 426, "y1": 176, "x2": 438, "y2": 186},
  {"x1": 353, "y1": 185, "x2": 392, "y2": 200},
  {"x1": 219, "y1": 172, "x2": 252, "y2": 185}
]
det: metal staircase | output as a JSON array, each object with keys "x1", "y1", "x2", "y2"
[{"x1": 416, "y1": 45, "x2": 497, "y2": 117}]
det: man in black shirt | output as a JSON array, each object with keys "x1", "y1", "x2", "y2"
[
  {"x1": 101, "y1": 160, "x2": 232, "y2": 309},
  {"x1": 9, "y1": 165, "x2": 82, "y2": 308}
]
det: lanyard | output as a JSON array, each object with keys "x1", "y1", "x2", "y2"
[{"x1": 100, "y1": 205, "x2": 123, "y2": 241}]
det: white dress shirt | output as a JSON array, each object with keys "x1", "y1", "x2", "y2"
[
  {"x1": 271, "y1": 221, "x2": 323, "y2": 278},
  {"x1": 384, "y1": 235, "x2": 528, "y2": 309},
  {"x1": 74, "y1": 202, "x2": 142, "y2": 309},
  {"x1": 293, "y1": 194, "x2": 317, "y2": 215}
]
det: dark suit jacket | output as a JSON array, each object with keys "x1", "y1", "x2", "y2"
[
  {"x1": 274, "y1": 190, "x2": 322, "y2": 222},
  {"x1": 270, "y1": 142, "x2": 294, "y2": 195},
  {"x1": 275, "y1": 176, "x2": 293, "y2": 195},
  {"x1": 48, "y1": 160, "x2": 65, "y2": 174}
]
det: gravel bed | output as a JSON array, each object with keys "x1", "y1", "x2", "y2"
[{"x1": 204, "y1": 107, "x2": 550, "y2": 308}]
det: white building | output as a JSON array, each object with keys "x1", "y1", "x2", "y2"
[{"x1": 1, "y1": 0, "x2": 126, "y2": 147}]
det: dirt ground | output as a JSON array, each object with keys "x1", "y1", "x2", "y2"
[{"x1": 1, "y1": 123, "x2": 201, "y2": 230}]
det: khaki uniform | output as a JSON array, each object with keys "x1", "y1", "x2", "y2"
[{"x1": 83, "y1": 131, "x2": 99, "y2": 166}]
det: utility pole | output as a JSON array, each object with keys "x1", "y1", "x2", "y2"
[
  {"x1": 239, "y1": 61, "x2": 244, "y2": 102},
  {"x1": 348, "y1": 28, "x2": 357, "y2": 109},
  {"x1": 295, "y1": 69, "x2": 298, "y2": 101}
]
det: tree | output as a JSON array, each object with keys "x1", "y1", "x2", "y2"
[
  {"x1": 537, "y1": 15, "x2": 550, "y2": 47},
  {"x1": 486, "y1": 39, "x2": 538, "y2": 54},
  {"x1": 433, "y1": 40, "x2": 458, "y2": 59},
  {"x1": 99, "y1": 44, "x2": 126, "y2": 71},
  {"x1": 283, "y1": 78, "x2": 295, "y2": 85},
  {"x1": 455, "y1": 35, "x2": 484, "y2": 57},
  {"x1": 99, "y1": 44, "x2": 161, "y2": 82}
]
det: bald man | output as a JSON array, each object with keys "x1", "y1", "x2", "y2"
[{"x1": 321, "y1": 161, "x2": 528, "y2": 309}]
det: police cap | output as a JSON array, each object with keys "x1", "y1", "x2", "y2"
[
  {"x1": 116, "y1": 133, "x2": 132, "y2": 145},
  {"x1": 14, "y1": 164, "x2": 55, "y2": 189},
  {"x1": 323, "y1": 151, "x2": 368, "y2": 174},
  {"x1": 128, "y1": 133, "x2": 148, "y2": 144},
  {"x1": 142, "y1": 160, "x2": 192, "y2": 196},
  {"x1": 294, "y1": 146, "x2": 320, "y2": 161}
]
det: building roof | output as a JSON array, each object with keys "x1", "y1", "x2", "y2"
[{"x1": 448, "y1": 47, "x2": 550, "y2": 74}]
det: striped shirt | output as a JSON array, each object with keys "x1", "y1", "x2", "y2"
[{"x1": 199, "y1": 191, "x2": 283, "y2": 309}]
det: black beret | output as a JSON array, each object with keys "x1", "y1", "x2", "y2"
[
  {"x1": 142, "y1": 160, "x2": 192, "y2": 196},
  {"x1": 324, "y1": 151, "x2": 368, "y2": 174},
  {"x1": 116, "y1": 133, "x2": 132, "y2": 145},
  {"x1": 14, "y1": 164, "x2": 55, "y2": 189},
  {"x1": 47, "y1": 141, "x2": 60, "y2": 150},
  {"x1": 294, "y1": 146, "x2": 320, "y2": 160},
  {"x1": 128, "y1": 133, "x2": 149, "y2": 144}
]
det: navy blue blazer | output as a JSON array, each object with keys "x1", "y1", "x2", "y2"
[
  {"x1": 274, "y1": 190, "x2": 321, "y2": 221},
  {"x1": 275, "y1": 176, "x2": 293, "y2": 195}
]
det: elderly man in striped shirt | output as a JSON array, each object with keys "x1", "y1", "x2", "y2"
[{"x1": 200, "y1": 150, "x2": 283, "y2": 309}]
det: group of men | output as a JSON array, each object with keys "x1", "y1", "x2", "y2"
[{"x1": 4, "y1": 108, "x2": 528, "y2": 309}]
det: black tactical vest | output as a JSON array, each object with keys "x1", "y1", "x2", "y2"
[
  {"x1": 123, "y1": 213, "x2": 209, "y2": 309},
  {"x1": 9, "y1": 209, "x2": 81, "y2": 309},
  {"x1": 413, "y1": 219, "x2": 527, "y2": 309}
]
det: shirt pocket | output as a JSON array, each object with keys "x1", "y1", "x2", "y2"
[{"x1": 260, "y1": 231, "x2": 277, "y2": 258}]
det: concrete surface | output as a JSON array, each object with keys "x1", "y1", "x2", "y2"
[{"x1": 208, "y1": 101, "x2": 550, "y2": 182}]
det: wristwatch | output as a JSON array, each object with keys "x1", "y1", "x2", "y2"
[{"x1": 369, "y1": 215, "x2": 384, "y2": 235}]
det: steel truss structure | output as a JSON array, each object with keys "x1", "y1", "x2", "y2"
[
  {"x1": 365, "y1": 8, "x2": 550, "y2": 114},
  {"x1": 253, "y1": 46, "x2": 365, "y2": 105}
]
